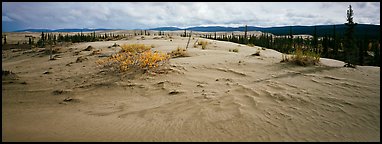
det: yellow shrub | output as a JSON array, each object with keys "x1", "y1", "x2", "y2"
[
  {"x1": 97, "y1": 44, "x2": 170, "y2": 73},
  {"x1": 120, "y1": 43, "x2": 151, "y2": 53}
]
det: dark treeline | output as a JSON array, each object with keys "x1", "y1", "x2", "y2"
[
  {"x1": 35, "y1": 31, "x2": 126, "y2": 48},
  {"x1": 32, "y1": 29, "x2": 169, "y2": 49}
]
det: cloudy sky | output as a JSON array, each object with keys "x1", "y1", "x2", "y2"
[{"x1": 2, "y1": 2, "x2": 380, "y2": 32}]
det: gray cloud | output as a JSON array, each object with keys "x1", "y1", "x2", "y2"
[{"x1": 2, "y1": 2, "x2": 380, "y2": 31}]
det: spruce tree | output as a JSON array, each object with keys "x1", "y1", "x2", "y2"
[
  {"x1": 244, "y1": 25, "x2": 248, "y2": 44},
  {"x1": 29, "y1": 37, "x2": 32, "y2": 46},
  {"x1": 3, "y1": 35, "x2": 6, "y2": 45},
  {"x1": 344, "y1": 5, "x2": 358, "y2": 68},
  {"x1": 322, "y1": 35, "x2": 329, "y2": 58},
  {"x1": 332, "y1": 25, "x2": 338, "y2": 59},
  {"x1": 289, "y1": 26, "x2": 293, "y2": 51},
  {"x1": 39, "y1": 32, "x2": 45, "y2": 47},
  {"x1": 313, "y1": 26, "x2": 318, "y2": 53},
  {"x1": 372, "y1": 40, "x2": 380, "y2": 66}
]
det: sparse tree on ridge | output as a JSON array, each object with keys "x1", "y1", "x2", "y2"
[{"x1": 344, "y1": 4, "x2": 358, "y2": 68}]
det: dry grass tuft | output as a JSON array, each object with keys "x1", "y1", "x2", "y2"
[
  {"x1": 198, "y1": 40, "x2": 208, "y2": 49},
  {"x1": 247, "y1": 44, "x2": 255, "y2": 47},
  {"x1": 168, "y1": 47, "x2": 189, "y2": 58},
  {"x1": 120, "y1": 44, "x2": 151, "y2": 53}
]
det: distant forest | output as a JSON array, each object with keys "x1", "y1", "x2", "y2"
[
  {"x1": 151, "y1": 24, "x2": 380, "y2": 40},
  {"x1": 188, "y1": 5, "x2": 380, "y2": 67},
  {"x1": 196, "y1": 23, "x2": 380, "y2": 66}
]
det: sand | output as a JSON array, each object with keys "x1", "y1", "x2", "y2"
[{"x1": 2, "y1": 32, "x2": 380, "y2": 142}]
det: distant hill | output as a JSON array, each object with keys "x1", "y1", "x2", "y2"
[
  {"x1": 148, "y1": 27, "x2": 182, "y2": 31},
  {"x1": 13, "y1": 28, "x2": 116, "y2": 32}
]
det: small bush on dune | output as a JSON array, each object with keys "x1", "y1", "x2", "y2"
[
  {"x1": 97, "y1": 43, "x2": 170, "y2": 73},
  {"x1": 281, "y1": 47, "x2": 320, "y2": 66},
  {"x1": 168, "y1": 47, "x2": 189, "y2": 58},
  {"x1": 198, "y1": 40, "x2": 208, "y2": 49}
]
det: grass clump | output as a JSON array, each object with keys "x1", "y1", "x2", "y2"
[
  {"x1": 120, "y1": 44, "x2": 151, "y2": 53},
  {"x1": 198, "y1": 40, "x2": 208, "y2": 49},
  {"x1": 97, "y1": 43, "x2": 170, "y2": 73},
  {"x1": 168, "y1": 47, "x2": 189, "y2": 58},
  {"x1": 281, "y1": 47, "x2": 320, "y2": 66},
  {"x1": 247, "y1": 44, "x2": 255, "y2": 47}
]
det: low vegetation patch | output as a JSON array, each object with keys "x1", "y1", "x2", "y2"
[
  {"x1": 120, "y1": 44, "x2": 151, "y2": 53},
  {"x1": 198, "y1": 40, "x2": 208, "y2": 49},
  {"x1": 96, "y1": 43, "x2": 170, "y2": 73},
  {"x1": 168, "y1": 47, "x2": 189, "y2": 58},
  {"x1": 281, "y1": 47, "x2": 320, "y2": 66},
  {"x1": 247, "y1": 44, "x2": 255, "y2": 47}
]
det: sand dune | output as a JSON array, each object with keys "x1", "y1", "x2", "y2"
[{"x1": 2, "y1": 33, "x2": 380, "y2": 142}]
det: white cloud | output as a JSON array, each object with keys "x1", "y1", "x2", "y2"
[{"x1": 2, "y1": 2, "x2": 380, "y2": 30}]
